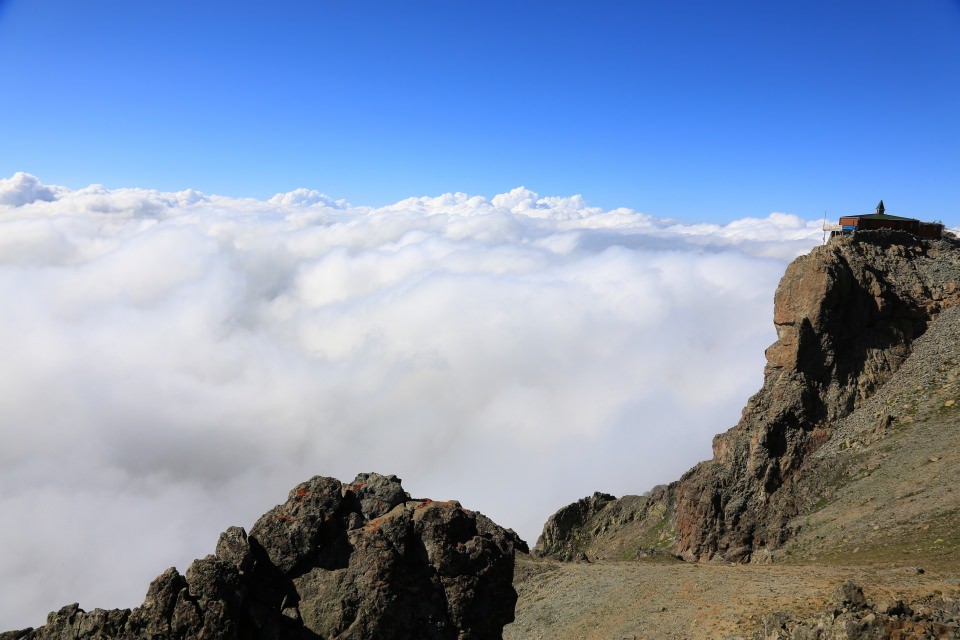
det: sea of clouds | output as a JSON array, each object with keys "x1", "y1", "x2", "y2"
[{"x1": 0, "y1": 171, "x2": 823, "y2": 629}]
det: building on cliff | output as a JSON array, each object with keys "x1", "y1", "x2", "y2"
[{"x1": 824, "y1": 200, "x2": 944, "y2": 240}]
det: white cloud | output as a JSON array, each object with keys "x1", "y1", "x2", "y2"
[
  {"x1": 0, "y1": 172, "x2": 64, "y2": 207},
  {"x1": 0, "y1": 174, "x2": 822, "y2": 629},
  {"x1": 268, "y1": 188, "x2": 348, "y2": 208}
]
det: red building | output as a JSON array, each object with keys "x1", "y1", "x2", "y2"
[{"x1": 828, "y1": 201, "x2": 943, "y2": 239}]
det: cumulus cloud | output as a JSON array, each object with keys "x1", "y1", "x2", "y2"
[
  {"x1": 0, "y1": 174, "x2": 822, "y2": 629},
  {"x1": 268, "y1": 188, "x2": 348, "y2": 208},
  {"x1": 0, "y1": 172, "x2": 64, "y2": 207}
]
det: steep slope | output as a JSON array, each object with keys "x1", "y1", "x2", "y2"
[
  {"x1": 535, "y1": 231, "x2": 960, "y2": 563},
  {"x1": 777, "y1": 303, "x2": 960, "y2": 566},
  {"x1": 3, "y1": 473, "x2": 518, "y2": 640}
]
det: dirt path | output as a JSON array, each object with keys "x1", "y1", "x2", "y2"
[{"x1": 505, "y1": 555, "x2": 960, "y2": 639}]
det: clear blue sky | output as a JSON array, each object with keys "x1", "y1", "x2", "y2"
[{"x1": 1, "y1": 0, "x2": 958, "y2": 223}]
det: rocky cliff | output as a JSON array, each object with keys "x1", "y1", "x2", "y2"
[
  {"x1": 535, "y1": 231, "x2": 960, "y2": 563},
  {"x1": 3, "y1": 473, "x2": 518, "y2": 640}
]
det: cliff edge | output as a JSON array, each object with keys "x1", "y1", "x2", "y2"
[{"x1": 535, "y1": 231, "x2": 960, "y2": 563}]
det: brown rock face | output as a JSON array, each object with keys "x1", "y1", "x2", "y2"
[
  {"x1": 537, "y1": 232, "x2": 960, "y2": 563},
  {"x1": 4, "y1": 473, "x2": 518, "y2": 640}
]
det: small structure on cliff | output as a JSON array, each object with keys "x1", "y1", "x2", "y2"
[{"x1": 824, "y1": 200, "x2": 944, "y2": 240}]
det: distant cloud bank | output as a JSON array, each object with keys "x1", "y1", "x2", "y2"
[{"x1": 0, "y1": 173, "x2": 822, "y2": 629}]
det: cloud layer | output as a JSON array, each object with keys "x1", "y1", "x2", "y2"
[{"x1": 0, "y1": 173, "x2": 822, "y2": 629}]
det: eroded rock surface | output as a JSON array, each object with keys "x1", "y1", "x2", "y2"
[{"x1": 5, "y1": 473, "x2": 517, "y2": 640}]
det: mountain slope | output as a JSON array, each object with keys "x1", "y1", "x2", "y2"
[
  {"x1": 778, "y1": 303, "x2": 960, "y2": 566},
  {"x1": 513, "y1": 231, "x2": 960, "y2": 638},
  {"x1": 534, "y1": 231, "x2": 960, "y2": 564}
]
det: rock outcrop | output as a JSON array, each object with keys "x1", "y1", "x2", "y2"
[
  {"x1": 536, "y1": 231, "x2": 960, "y2": 563},
  {"x1": 534, "y1": 492, "x2": 617, "y2": 561},
  {"x1": 531, "y1": 491, "x2": 675, "y2": 561},
  {"x1": 756, "y1": 581, "x2": 960, "y2": 639},
  {"x1": 4, "y1": 473, "x2": 518, "y2": 640}
]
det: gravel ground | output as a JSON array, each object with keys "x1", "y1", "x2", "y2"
[{"x1": 506, "y1": 555, "x2": 960, "y2": 639}]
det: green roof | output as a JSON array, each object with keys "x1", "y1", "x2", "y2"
[{"x1": 846, "y1": 213, "x2": 918, "y2": 222}]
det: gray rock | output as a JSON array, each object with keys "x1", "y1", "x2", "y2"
[
  {"x1": 754, "y1": 583, "x2": 960, "y2": 639},
  {"x1": 834, "y1": 580, "x2": 868, "y2": 611},
  {"x1": 343, "y1": 472, "x2": 409, "y2": 520}
]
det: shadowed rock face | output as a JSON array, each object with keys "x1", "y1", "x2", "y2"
[
  {"x1": 3, "y1": 473, "x2": 517, "y2": 640},
  {"x1": 536, "y1": 232, "x2": 960, "y2": 563}
]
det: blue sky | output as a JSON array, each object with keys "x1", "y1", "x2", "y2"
[
  {"x1": 1, "y1": 2, "x2": 958, "y2": 627},
  {"x1": 1, "y1": 1, "x2": 959, "y2": 222}
]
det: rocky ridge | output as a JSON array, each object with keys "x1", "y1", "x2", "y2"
[
  {"x1": 2, "y1": 473, "x2": 518, "y2": 640},
  {"x1": 534, "y1": 231, "x2": 960, "y2": 563}
]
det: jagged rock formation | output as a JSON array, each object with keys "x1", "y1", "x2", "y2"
[
  {"x1": 3, "y1": 473, "x2": 518, "y2": 640},
  {"x1": 535, "y1": 231, "x2": 960, "y2": 562}
]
